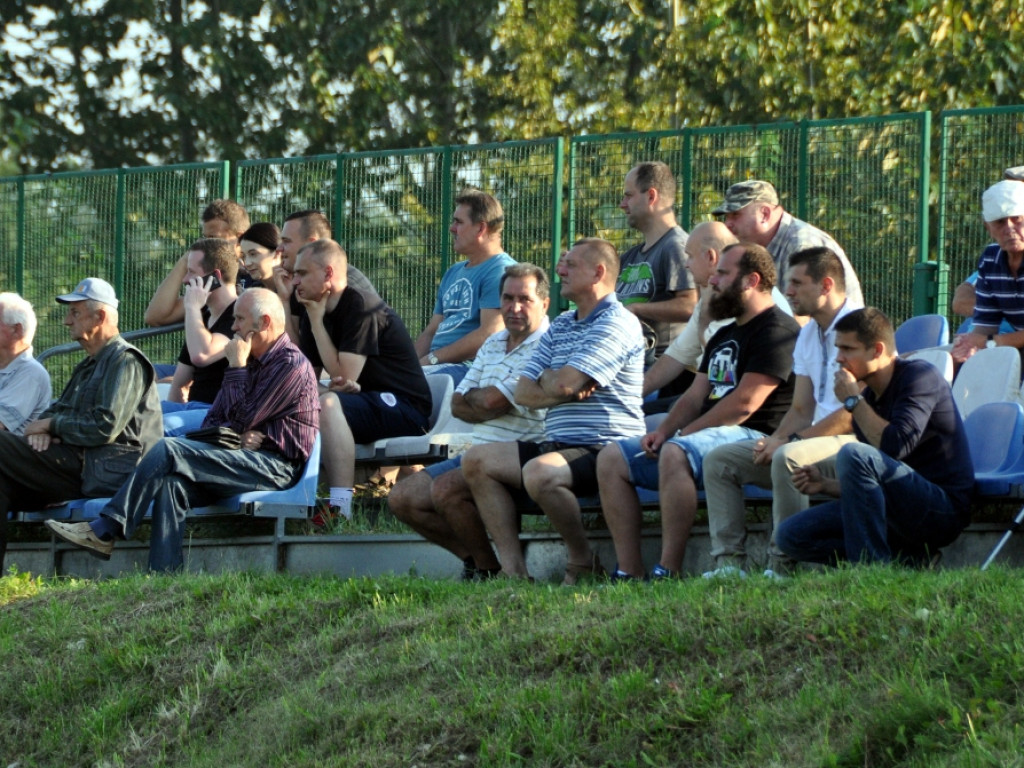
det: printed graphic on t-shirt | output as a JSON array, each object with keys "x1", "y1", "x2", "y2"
[
  {"x1": 616, "y1": 262, "x2": 655, "y2": 304},
  {"x1": 437, "y1": 277, "x2": 474, "y2": 334},
  {"x1": 705, "y1": 340, "x2": 739, "y2": 400}
]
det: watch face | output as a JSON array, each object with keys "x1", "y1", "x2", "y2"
[{"x1": 845, "y1": 395, "x2": 860, "y2": 410}]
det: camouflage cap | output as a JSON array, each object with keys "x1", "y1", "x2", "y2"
[{"x1": 711, "y1": 180, "x2": 780, "y2": 215}]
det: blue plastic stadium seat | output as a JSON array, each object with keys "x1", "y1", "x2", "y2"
[
  {"x1": 964, "y1": 401, "x2": 1024, "y2": 498},
  {"x1": 894, "y1": 314, "x2": 949, "y2": 355}
]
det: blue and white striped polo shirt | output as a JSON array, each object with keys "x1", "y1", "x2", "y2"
[
  {"x1": 974, "y1": 243, "x2": 1024, "y2": 331},
  {"x1": 519, "y1": 295, "x2": 645, "y2": 445}
]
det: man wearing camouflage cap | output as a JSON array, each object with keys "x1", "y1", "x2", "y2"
[
  {"x1": 0, "y1": 278, "x2": 162, "y2": 566},
  {"x1": 713, "y1": 180, "x2": 863, "y2": 308}
]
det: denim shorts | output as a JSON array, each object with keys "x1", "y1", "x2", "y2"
[
  {"x1": 423, "y1": 454, "x2": 463, "y2": 479},
  {"x1": 617, "y1": 425, "x2": 765, "y2": 489}
]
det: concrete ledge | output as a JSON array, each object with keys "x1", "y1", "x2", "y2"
[{"x1": 7, "y1": 521, "x2": 1024, "y2": 580}]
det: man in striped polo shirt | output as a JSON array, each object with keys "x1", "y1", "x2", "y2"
[
  {"x1": 462, "y1": 238, "x2": 646, "y2": 585},
  {"x1": 388, "y1": 263, "x2": 551, "y2": 581},
  {"x1": 951, "y1": 179, "x2": 1024, "y2": 364}
]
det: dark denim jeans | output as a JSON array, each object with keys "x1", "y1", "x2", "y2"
[
  {"x1": 100, "y1": 437, "x2": 301, "y2": 572},
  {"x1": 775, "y1": 441, "x2": 966, "y2": 565}
]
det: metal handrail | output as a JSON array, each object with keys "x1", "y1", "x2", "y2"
[{"x1": 37, "y1": 323, "x2": 184, "y2": 364}]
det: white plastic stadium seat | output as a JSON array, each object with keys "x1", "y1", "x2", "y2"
[{"x1": 952, "y1": 346, "x2": 1021, "y2": 420}]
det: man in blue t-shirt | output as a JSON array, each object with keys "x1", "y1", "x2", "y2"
[
  {"x1": 414, "y1": 190, "x2": 516, "y2": 386},
  {"x1": 777, "y1": 307, "x2": 974, "y2": 565},
  {"x1": 462, "y1": 238, "x2": 646, "y2": 585}
]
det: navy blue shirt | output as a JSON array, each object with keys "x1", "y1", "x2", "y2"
[{"x1": 859, "y1": 358, "x2": 974, "y2": 516}]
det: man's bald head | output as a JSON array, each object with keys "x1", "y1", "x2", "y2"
[{"x1": 685, "y1": 221, "x2": 738, "y2": 287}]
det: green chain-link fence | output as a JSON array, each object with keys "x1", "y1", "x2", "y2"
[
  {"x1": 237, "y1": 139, "x2": 563, "y2": 333},
  {"x1": 0, "y1": 163, "x2": 227, "y2": 388},
  {"x1": 570, "y1": 113, "x2": 931, "y2": 325},
  {"x1": 938, "y1": 106, "x2": 1024, "y2": 329}
]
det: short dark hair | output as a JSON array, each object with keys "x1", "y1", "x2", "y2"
[
  {"x1": 455, "y1": 189, "x2": 504, "y2": 235},
  {"x1": 835, "y1": 307, "x2": 895, "y2": 351},
  {"x1": 725, "y1": 242, "x2": 776, "y2": 291},
  {"x1": 631, "y1": 161, "x2": 677, "y2": 201},
  {"x1": 240, "y1": 222, "x2": 281, "y2": 251},
  {"x1": 189, "y1": 237, "x2": 239, "y2": 283},
  {"x1": 500, "y1": 262, "x2": 550, "y2": 300},
  {"x1": 573, "y1": 237, "x2": 620, "y2": 278},
  {"x1": 787, "y1": 247, "x2": 846, "y2": 293},
  {"x1": 202, "y1": 199, "x2": 250, "y2": 236},
  {"x1": 285, "y1": 210, "x2": 332, "y2": 240}
]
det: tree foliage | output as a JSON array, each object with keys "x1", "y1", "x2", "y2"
[{"x1": 1, "y1": 0, "x2": 1022, "y2": 172}]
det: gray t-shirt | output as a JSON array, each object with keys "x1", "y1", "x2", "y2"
[{"x1": 616, "y1": 225, "x2": 694, "y2": 354}]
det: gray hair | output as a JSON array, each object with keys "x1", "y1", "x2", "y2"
[
  {"x1": 242, "y1": 287, "x2": 285, "y2": 331},
  {"x1": 0, "y1": 292, "x2": 38, "y2": 345}
]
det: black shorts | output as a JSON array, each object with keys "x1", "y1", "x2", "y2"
[{"x1": 516, "y1": 441, "x2": 604, "y2": 497}]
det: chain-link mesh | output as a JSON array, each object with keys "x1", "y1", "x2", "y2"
[
  {"x1": 0, "y1": 164, "x2": 225, "y2": 390},
  {"x1": 122, "y1": 164, "x2": 229, "y2": 372},
  {"x1": 570, "y1": 116, "x2": 929, "y2": 324},
  {"x1": 803, "y1": 114, "x2": 930, "y2": 326},
  {"x1": 939, "y1": 107, "x2": 1024, "y2": 328},
  {"x1": 236, "y1": 141, "x2": 562, "y2": 335}
]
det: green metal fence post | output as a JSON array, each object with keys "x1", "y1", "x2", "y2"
[
  {"x1": 680, "y1": 128, "x2": 693, "y2": 228},
  {"x1": 16, "y1": 178, "x2": 25, "y2": 295},
  {"x1": 334, "y1": 153, "x2": 347, "y2": 244},
  {"x1": 218, "y1": 160, "x2": 231, "y2": 199},
  {"x1": 797, "y1": 120, "x2": 810, "y2": 221},
  {"x1": 439, "y1": 146, "x2": 454, "y2": 272}
]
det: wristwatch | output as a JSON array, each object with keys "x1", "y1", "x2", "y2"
[
  {"x1": 986, "y1": 335, "x2": 997, "y2": 349},
  {"x1": 427, "y1": 352, "x2": 440, "y2": 365},
  {"x1": 843, "y1": 394, "x2": 864, "y2": 413}
]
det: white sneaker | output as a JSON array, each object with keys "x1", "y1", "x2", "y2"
[
  {"x1": 701, "y1": 566, "x2": 747, "y2": 579},
  {"x1": 762, "y1": 569, "x2": 789, "y2": 580}
]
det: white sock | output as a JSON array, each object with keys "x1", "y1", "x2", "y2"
[{"x1": 329, "y1": 487, "x2": 354, "y2": 520}]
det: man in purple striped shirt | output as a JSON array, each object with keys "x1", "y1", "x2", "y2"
[{"x1": 46, "y1": 288, "x2": 320, "y2": 572}]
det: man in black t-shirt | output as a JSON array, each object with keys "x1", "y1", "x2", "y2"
[
  {"x1": 162, "y1": 238, "x2": 238, "y2": 436},
  {"x1": 597, "y1": 242, "x2": 800, "y2": 580},
  {"x1": 293, "y1": 238, "x2": 431, "y2": 519}
]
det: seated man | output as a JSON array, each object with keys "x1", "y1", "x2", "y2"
[
  {"x1": 0, "y1": 279, "x2": 162, "y2": 564},
  {"x1": 388, "y1": 263, "x2": 550, "y2": 580},
  {"x1": 414, "y1": 189, "x2": 516, "y2": 385},
  {"x1": 46, "y1": 288, "x2": 320, "y2": 572},
  {"x1": 462, "y1": 238, "x2": 646, "y2": 584},
  {"x1": 597, "y1": 243, "x2": 799, "y2": 580},
  {"x1": 0, "y1": 292, "x2": 51, "y2": 435},
  {"x1": 776, "y1": 308, "x2": 974, "y2": 565},
  {"x1": 161, "y1": 238, "x2": 239, "y2": 436},
  {"x1": 951, "y1": 179, "x2": 1024, "y2": 364},
  {"x1": 293, "y1": 239, "x2": 432, "y2": 520},
  {"x1": 701, "y1": 247, "x2": 862, "y2": 578},
  {"x1": 271, "y1": 210, "x2": 379, "y2": 344},
  {"x1": 144, "y1": 199, "x2": 251, "y2": 326}
]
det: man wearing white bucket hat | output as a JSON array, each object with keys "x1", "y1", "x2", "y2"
[{"x1": 951, "y1": 179, "x2": 1024, "y2": 362}]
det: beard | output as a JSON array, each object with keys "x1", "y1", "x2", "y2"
[{"x1": 708, "y1": 280, "x2": 746, "y2": 320}]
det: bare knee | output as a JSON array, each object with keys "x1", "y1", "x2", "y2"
[{"x1": 387, "y1": 471, "x2": 430, "y2": 521}]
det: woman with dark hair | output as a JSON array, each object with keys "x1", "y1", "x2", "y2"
[{"x1": 239, "y1": 222, "x2": 282, "y2": 287}]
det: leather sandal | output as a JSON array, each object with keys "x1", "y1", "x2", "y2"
[{"x1": 562, "y1": 553, "x2": 606, "y2": 586}]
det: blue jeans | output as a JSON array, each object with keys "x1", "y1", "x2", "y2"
[
  {"x1": 160, "y1": 401, "x2": 212, "y2": 437},
  {"x1": 99, "y1": 438, "x2": 301, "y2": 572},
  {"x1": 775, "y1": 442, "x2": 967, "y2": 565}
]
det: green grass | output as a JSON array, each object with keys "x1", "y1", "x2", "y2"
[{"x1": 3, "y1": 566, "x2": 1024, "y2": 767}]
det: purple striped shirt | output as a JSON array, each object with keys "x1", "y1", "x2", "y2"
[{"x1": 203, "y1": 333, "x2": 320, "y2": 462}]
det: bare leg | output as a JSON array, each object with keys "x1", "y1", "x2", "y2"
[
  {"x1": 462, "y1": 443, "x2": 528, "y2": 577},
  {"x1": 319, "y1": 392, "x2": 355, "y2": 487},
  {"x1": 658, "y1": 443, "x2": 698, "y2": 573},
  {"x1": 433, "y1": 468, "x2": 499, "y2": 571},
  {"x1": 388, "y1": 470, "x2": 469, "y2": 560},
  {"x1": 523, "y1": 453, "x2": 594, "y2": 568},
  {"x1": 597, "y1": 444, "x2": 645, "y2": 577}
]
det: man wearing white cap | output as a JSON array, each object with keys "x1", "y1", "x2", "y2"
[
  {"x1": 951, "y1": 179, "x2": 1024, "y2": 363},
  {"x1": 0, "y1": 278, "x2": 162, "y2": 566},
  {"x1": 713, "y1": 180, "x2": 864, "y2": 308}
]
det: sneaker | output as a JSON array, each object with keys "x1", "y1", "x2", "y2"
[
  {"x1": 762, "y1": 569, "x2": 789, "y2": 580},
  {"x1": 649, "y1": 563, "x2": 677, "y2": 581},
  {"x1": 701, "y1": 565, "x2": 747, "y2": 579},
  {"x1": 609, "y1": 568, "x2": 642, "y2": 583},
  {"x1": 44, "y1": 520, "x2": 114, "y2": 560},
  {"x1": 311, "y1": 500, "x2": 339, "y2": 529}
]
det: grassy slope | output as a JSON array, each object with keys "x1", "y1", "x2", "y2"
[{"x1": 1, "y1": 567, "x2": 1023, "y2": 768}]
